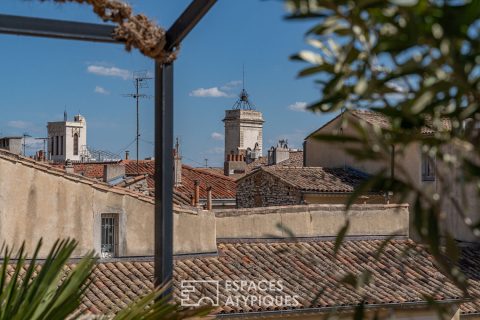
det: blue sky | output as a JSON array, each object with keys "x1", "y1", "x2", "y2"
[{"x1": 0, "y1": 0, "x2": 333, "y2": 167}]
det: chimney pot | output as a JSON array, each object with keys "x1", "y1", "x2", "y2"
[
  {"x1": 125, "y1": 150, "x2": 130, "y2": 160},
  {"x1": 194, "y1": 180, "x2": 200, "y2": 207},
  {"x1": 206, "y1": 186, "x2": 212, "y2": 211},
  {"x1": 65, "y1": 159, "x2": 75, "y2": 174}
]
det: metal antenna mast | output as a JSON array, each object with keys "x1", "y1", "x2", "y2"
[
  {"x1": 35, "y1": 137, "x2": 49, "y2": 161},
  {"x1": 22, "y1": 133, "x2": 31, "y2": 156},
  {"x1": 123, "y1": 70, "x2": 152, "y2": 174}
]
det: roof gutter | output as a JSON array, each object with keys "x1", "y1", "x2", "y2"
[{"x1": 215, "y1": 299, "x2": 466, "y2": 319}]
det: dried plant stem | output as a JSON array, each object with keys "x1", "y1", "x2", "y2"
[{"x1": 41, "y1": 0, "x2": 179, "y2": 63}]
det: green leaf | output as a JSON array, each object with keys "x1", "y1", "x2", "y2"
[{"x1": 334, "y1": 220, "x2": 350, "y2": 255}]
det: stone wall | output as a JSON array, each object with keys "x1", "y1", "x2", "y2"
[
  {"x1": 0, "y1": 150, "x2": 216, "y2": 258},
  {"x1": 215, "y1": 204, "x2": 409, "y2": 239},
  {"x1": 237, "y1": 169, "x2": 301, "y2": 207}
]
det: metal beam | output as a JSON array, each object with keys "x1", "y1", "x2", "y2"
[
  {"x1": 154, "y1": 0, "x2": 217, "y2": 290},
  {"x1": 165, "y1": 0, "x2": 217, "y2": 51},
  {"x1": 0, "y1": 14, "x2": 118, "y2": 43},
  {"x1": 154, "y1": 61, "x2": 174, "y2": 289}
]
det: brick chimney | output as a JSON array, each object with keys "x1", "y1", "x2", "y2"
[
  {"x1": 267, "y1": 139, "x2": 290, "y2": 165},
  {"x1": 65, "y1": 159, "x2": 75, "y2": 174},
  {"x1": 224, "y1": 153, "x2": 246, "y2": 176},
  {"x1": 194, "y1": 180, "x2": 200, "y2": 207},
  {"x1": 206, "y1": 186, "x2": 212, "y2": 210},
  {"x1": 103, "y1": 164, "x2": 125, "y2": 183},
  {"x1": 173, "y1": 138, "x2": 182, "y2": 187}
]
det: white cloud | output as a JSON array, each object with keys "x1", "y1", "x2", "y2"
[
  {"x1": 211, "y1": 132, "x2": 224, "y2": 141},
  {"x1": 221, "y1": 80, "x2": 242, "y2": 90},
  {"x1": 87, "y1": 65, "x2": 131, "y2": 80},
  {"x1": 190, "y1": 80, "x2": 242, "y2": 98},
  {"x1": 7, "y1": 120, "x2": 31, "y2": 129},
  {"x1": 94, "y1": 86, "x2": 110, "y2": 95},
  {"x1": 189, "y1": 87, "x2": 229, "y2": 98},
  {"x1": 288, "y1": 101, "x2": 308, "y2": 112}
]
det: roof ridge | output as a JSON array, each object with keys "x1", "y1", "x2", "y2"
[{"x1": 183, "y1": 165, "x2": 235, "y2": 181}]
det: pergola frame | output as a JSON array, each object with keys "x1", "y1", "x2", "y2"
[{"x1": 0, "y1": 0, "x2": 216, "y2": 288}]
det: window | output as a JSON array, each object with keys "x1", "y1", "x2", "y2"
[
  {"x1": 101, "y1": 214, "x2": 118, "y2": 258},
  {"x1": 73, "y1": 133, "x2": 79, "y2": 156},
  {"x1": 421, "y1": 152, "x2": 435, "y2": 181},
  {"x1": 50, "y1": 137, "x2": 54, "y2": 155},
  {"x1": 60, "y1": 136, "x2": 64, "y2": 156},
  {"x1": 55, "y1": 136, "x2": 59, "y2": 155}
]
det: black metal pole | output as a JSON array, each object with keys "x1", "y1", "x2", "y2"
[
  {"x1": 154, "y1": 61, "x2": 174, "y2": 288},
  {"x1": 0, "y1": 14, "x2": 118, "y2": 43}
]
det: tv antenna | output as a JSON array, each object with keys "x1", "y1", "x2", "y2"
[
  {"x1": 22, "y1": 133, "x2": 31, "y2": 156},
  {"x1": 122, "y1": 70, "x2": 152, "y2": 174},
  {"x1": 35, "y1": 137, "x2": 49, "y2": 161}
]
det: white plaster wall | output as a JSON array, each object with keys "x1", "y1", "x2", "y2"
[
  {"x1": 215, "y1": 204, "x2": 409, "y2": 239},
  {"x1": 0, "y1": 153, "x2": 217, "y2": 258}
]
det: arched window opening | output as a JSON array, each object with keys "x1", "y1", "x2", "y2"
[{"x1": 73, "y1": 133, "x2": 79, "y2": 156}]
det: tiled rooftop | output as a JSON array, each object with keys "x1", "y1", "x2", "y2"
[
  {"x1": 122, "y1": 160, "x2": 237, "y2": 200},
  {"x1": 307, "y1": 109, "x2": 452, "y2": 139},
  {"x1": 176, "y1": 165, "x2": 237, "y2": 200},
  {"x1": 350, "y1": 109, "x2": 392, "y2": 129},
  {"x1": 245, "y1": 150, "x2": 304, "y2": 174},
  {"x1": 38, "y1": 239, "x2": 465, "y2": 316},
  {"x1": 51, "y1": 161, "x2": 121, "y2": 180},
  {"x1": 458, "y1": 246, "x2": 480, "y2": 316},
  {"x1": 244, "y1": 166, "x2": 371, "y2": 193}
]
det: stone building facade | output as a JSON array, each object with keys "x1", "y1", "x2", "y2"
[
  {"x1": 237, "y1": 168, "x2": 301, "y2": 207},
  {"x1": 0, "y1": 149, "x2": 215, "y2": 258},
  {"x1": 237, "y1": 166, "x2": 385, "y2": 208},
  {"x1": 223, "y1": 109, "x2": 264, "y2": 160},
  {"x1": 47, "y1": 114, "x2": 87, "y2": 163},
  {"x1": 0, "y1": 136, "x2": 22, "y2": 155}
]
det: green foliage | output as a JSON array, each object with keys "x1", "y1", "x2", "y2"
[
  {"x1": 285, "y1": 0, "x2": 480, "y2": 317},
  {"x1": 0, "y1": 240, "x2": 210, "y2": 319},
  {"x1": 0, "y1": 239, "x2": 96, "y2": 320}
]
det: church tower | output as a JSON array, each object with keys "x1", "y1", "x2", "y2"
[
  {"x1": 223, "y1": 85, "x2": 264, "y2": 175},
  {"x1": 47, "y1": 114, "x2": 87, "y2": 163}
]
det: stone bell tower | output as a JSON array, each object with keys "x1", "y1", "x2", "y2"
[
  {"x1": 223, "y1": 86, "x2": 264, "y2": 175},
  {"x1": 47, "y1": 113, "x2": 87, "y2": 163}
]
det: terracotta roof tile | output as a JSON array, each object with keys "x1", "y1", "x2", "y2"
[
  {"x1": 121, "y1": 160, "x2": 237, "y2": 200},
  {"x1": 458, "y1": 246, "x2": 480, "y2": 315},
  {"x1": 242, "y1": 166, "x2": 371, "y2": 193},
  {"x1": 245, "y1": 151, "x2": 304, "y2": 174},
  {"x1": 63, "y1": 239, "x2": 465, "y2": 315},
  {"x1": 176, "y1": 165, "x2": 236, "y2": 200}
]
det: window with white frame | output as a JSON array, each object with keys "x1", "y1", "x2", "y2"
[
  {"x1": 421, "y1": 152, "x2": 435, "y2": 181},
  {"x1": 101, "y1": 213, "x2": 118, "y2": 258}
]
